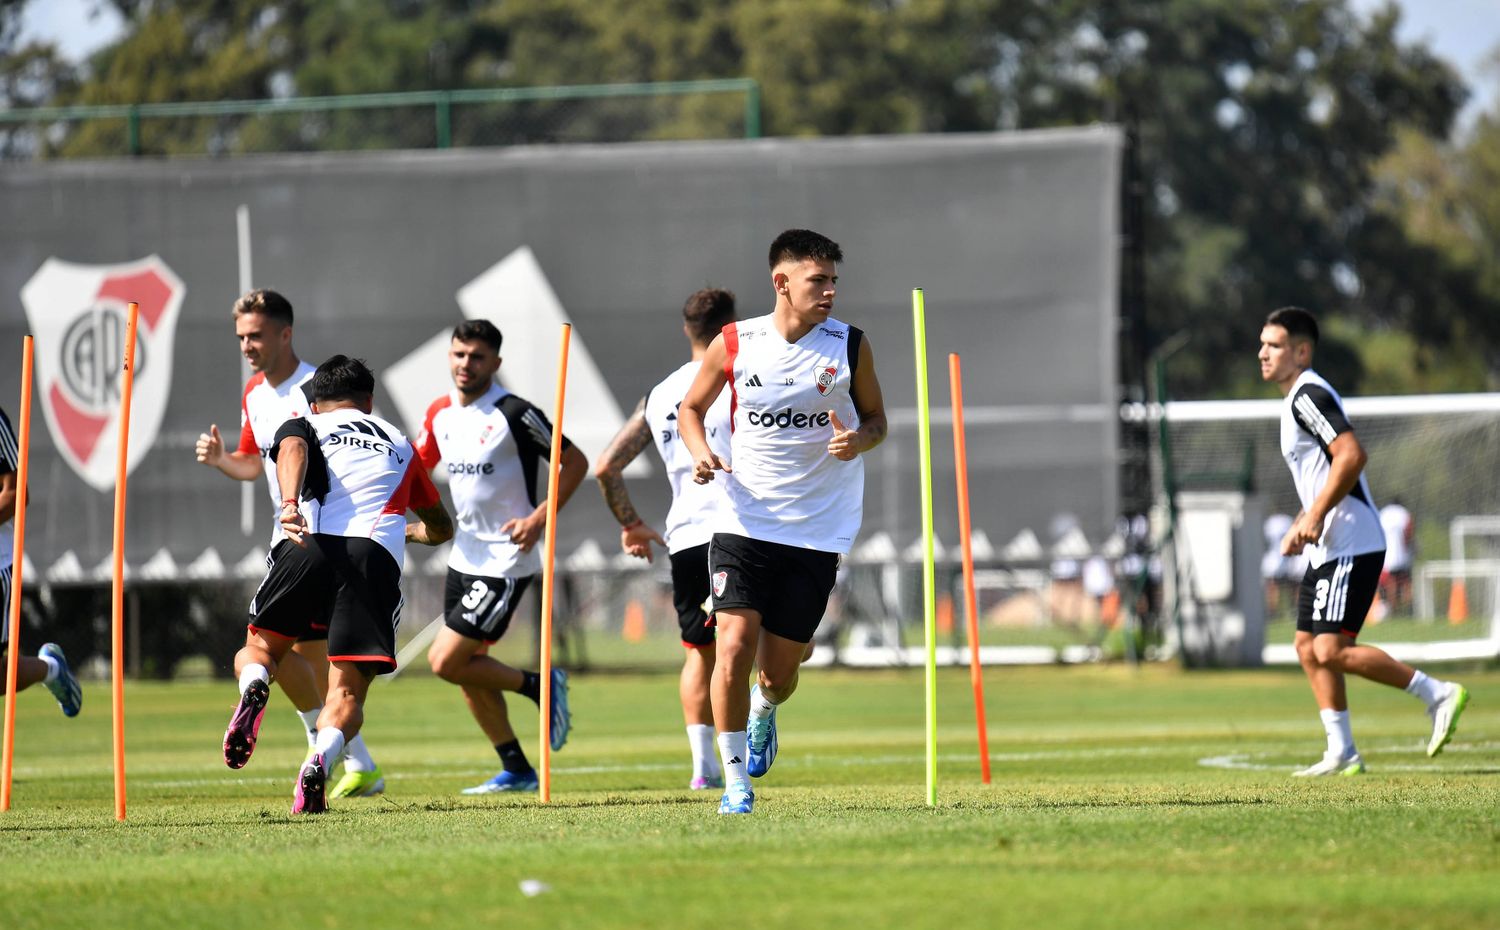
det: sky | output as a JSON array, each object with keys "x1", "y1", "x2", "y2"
[{"x1": 18, "y1": 0, "x2": 1500, "y2": 129}]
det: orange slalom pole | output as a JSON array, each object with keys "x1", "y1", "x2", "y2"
[
  {"x1": 949, "y1": 354, "x2": 991, "y2": 784},
  {"x1": 537, "y1": 323, "x2": 571, "y2": 803},
  {"x1": 1, "y1": 336, "x2": 36, "y2": 811},
  {"x1": 111, "y1": 302, "x2": 139, "y2": 821}
]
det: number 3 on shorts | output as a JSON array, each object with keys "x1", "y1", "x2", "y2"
[
  {"x1": 461, "y1": 580, "x2": 489, "y2": 611},
  {"x1": 1311, "y1": 578, "x2": 1330, "y2": 621}
]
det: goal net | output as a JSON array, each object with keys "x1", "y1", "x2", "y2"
[{"x1": 1164, "y1": 392, "x2": 1500, "y2": 664}]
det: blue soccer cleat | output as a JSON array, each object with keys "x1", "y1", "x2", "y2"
[
  {"x1": 746, "y1": 685, "x2": 778, "y2": 778},
  {"x1": 462, "y1": 769, "x2": 539, "y2": 795},
  {"x1": 38, "y1": 643, "x2": 82, "y2": 718},
  {"x1": 718, "y1": 783, "x2": 754, "y2": 815},
  {"x1": 548, "y1": 668, "x2": 571, "y2": 752}
]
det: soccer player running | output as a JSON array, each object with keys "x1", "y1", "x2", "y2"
[
  {"x1": 1259, "y1": 307, "x2": 1468, "y2": 775},
  {"x1": 678, "y1": 229, "x2": 887, "y2": 814},
  {"x1": 415, "y1": 320, "x2": 585, "y2": 794},
  {"x1": 594, "y1": 288, "x2": 738, "y2": 791},
  {"x1": 0, "y1": 406, "x2": 82, "y2": 716},
  {"x1": 196, "y1": 290, "x2": 387, "y2": 798},
  {"x1": 222, "y1": 356, "x2": 452, "y2": 813}
]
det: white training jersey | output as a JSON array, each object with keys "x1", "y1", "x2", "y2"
[
  {"x1": 415, "y1": 382, "x2": 571, "y2": 577},
  {"x1": 717, "y1": 313, "x2": 864, "y2": 554},
  {"x1": 645, "y1": 360, "x2": 733, "y2": 553},
  {"x1": 1279, "y1": 369, "x2": 1386, "y2": 567},
  {"x1": 0, "y1": 406, "x2": 16, "y2": 570},
  {"x1": 237, "y1": 361, "x2": 316, "y2": 544},
  {"x1": 271, "y1": 407, "x2": 438, "y2": 565},
  {"x1": 1380, "y1": 502, "x2": 1414, "y2": 572}
]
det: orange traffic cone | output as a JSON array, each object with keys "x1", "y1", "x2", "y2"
[
  {"x1": 1101, "y1": 589, "x2": 1122, "y2": 629},
  {"x1": 1448, "y1": 580, "x2": 1469, "y2": 625},
  {"x1": 622, "y1": 599, "x2": 647, "y2": 642},
  {"x1": 936, "y1": 593, "x2": 954, "y2": 635}
]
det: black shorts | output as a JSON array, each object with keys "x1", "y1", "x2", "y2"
[
  {"x1": 1297, "y1": 552, "x2": 1384, "y2": 638},
  {"x1": 669, "y1": 544, "x2": 716, "y2": 649},
  {"x1": 249, "y1": 536, "x2": 405, "y2": 675},
  {"x1": 444, "y1": 569, "x2": 534, "y2": 644},
  {"x1": 708, "y1": 533, "x2": 839, "y2": 644},
  {"x1": 0, "y1": 564, "x2": 10, "y2": 647}
]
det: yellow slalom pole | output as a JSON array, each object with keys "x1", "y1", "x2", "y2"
[
  {"x1": 111, "y1": 302, "x2": 140, "y2": 822},
  {"x1": 538, "y1": 323, "x2": 572, "y2": 803},
  {"x1": 912, "y1": 289, "x2": 938, "y2": 806},
  {"x1": 1, "y1": 336, "x2": 35, "y2": 812}
]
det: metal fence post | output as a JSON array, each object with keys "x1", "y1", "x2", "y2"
[
  {"x1": 127, "y1": 105, "x2": 141, "y2": 157},
  {"x1": 436, "y1": 92, "x2": 452, "y2": 149},
  {"x1": 744, "y1": 81, "x2": 762, "y2": 139}
]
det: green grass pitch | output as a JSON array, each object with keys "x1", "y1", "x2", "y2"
[{"x1": 2, "y1": 663, "x2": 1497, "y2": 930}]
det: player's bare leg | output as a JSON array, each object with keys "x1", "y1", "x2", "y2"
[
  {"x1": 710, "y1": 609, "x2": 762, "y2": 813},
  {"x1": 1, "y1": 655, "x2": 48, "y2": 692},
  {"x1": 1314, "y1": 634, "x2": 1469, "y2": 758},
  {"x1": 430, "y1": 629, "x2": 547, "y2": 793},
  {"x1": 295, "y1": 661, "x2": 373, "y2": 814},
  {"x1": 225, "y1": 630, "x2": 294, "y2": 769}
]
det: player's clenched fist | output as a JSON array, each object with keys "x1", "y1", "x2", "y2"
[
  {"x1": 195, "y1": 424, "x2": 225, "y2": 465},
  {"x1": 692, "y1": 452, "x2": 730, "y2": 485},
  {"x1": 827, "y1": 411, "x2": 860, "y2": 461}
]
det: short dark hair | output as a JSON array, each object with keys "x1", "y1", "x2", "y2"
[
  {"x1": 233, "y1": 289, "x2": 294, "y2": 326},
  {"x1": 1265, "y1": 306, "x2": 1319, "y2": 345},
  {"x1": 768, "y1": 229, "x2": 844, "y2": 269},
  {"x1": 683, "y1": 288, "x2": 737, "y2": 345},
  {"x1": 311, "y1": 355, "x2": 375, "y2": 404},
  {"x1": 453, "y1": 319, "x2": 503, "y2": 353}
]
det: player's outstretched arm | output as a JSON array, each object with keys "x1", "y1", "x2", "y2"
[
  {"x1": 829, "y1": 334, "x2": 889, "y2": 461},
  {"x1": 196, "y1": 423, "x2": 262, "y2": 481},
  {"x1": 679, "y1": 334, "x2": 731, "y2": 484},
  {"x1": 407, "y1": 501, "x2": 454, "y2": 546},
  {"x1": 595, "y1": 396, "x2": 666, "y2": 560}
]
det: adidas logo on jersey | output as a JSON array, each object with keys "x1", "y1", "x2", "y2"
[{"x1": 743, "y1": 374, "x2": 763, "y2": 387}]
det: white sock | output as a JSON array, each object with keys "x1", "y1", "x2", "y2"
[
  {"x1": 749, "y1": 687, "x2": 778, "y2": 721},
  {"x1": 296, "y1": 708, "x2": 322, "y2": 747},
  {"x1": 342, "y1": 734, "x2": 376, "y2": 773},
  {"x1": 238, "y1": 664, "x2": 270, "y2": 695},
  {"x1": 717, "y1": 731, "x2": 749, "y2": 787},
  {"x1": 1319, "y1": 709, "x2": 1355, "y2": 758},
  {"x1": 687, "y1": 724, "x2": 719, "y2": 778},
  {"x1": 39, "y1": 653, "x2": 60, "y2": 683},
  {"x1": 312, "y1": 727, "x2": 346, "y2": 771},
  {"x1": 1405, "y1": 669, "x2": 1446, "y2": 709}
]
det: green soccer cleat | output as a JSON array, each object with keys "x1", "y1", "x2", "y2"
[
  {"x1": 1427, "y1": 684, "x2": 1470, "y2": 757},
  {"x1": 329, "y1": 766, "x2": 386, "y2": 798}
]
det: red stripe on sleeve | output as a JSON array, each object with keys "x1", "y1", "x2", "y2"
[
  {"x1": 414, "y1": 395, "x2": 451, "y2": 470},
  {"x1": 237, "y1": 373, "x2": 265, "y2": 455},
  {"x1": 722, "y1": 323, "x2": 739, "y2": 433}
]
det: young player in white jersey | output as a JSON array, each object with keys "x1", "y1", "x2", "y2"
[
  {"x1": 415, "y1": 320, "x2": 587, "y2": 794},
  {"x1": 679, "y1": 229, "x2": 888, "y2": 814},
  {"x1": 222, "y1": 356, "x2": 452, "y2": 813},
  {"x1": 1259, "y1": 307, "x2": 1467, "y2": 775},
  {"x1": 195, "y1": 289, "x2": 386, "y2": 798},
  {"x1": 0, "y1": 406, "x2": 82, "y2": 716},
  {"x1": 594, "y1": 288, "x2": 738, "y2": 791}
]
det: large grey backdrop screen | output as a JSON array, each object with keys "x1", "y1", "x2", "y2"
[{"x1": 0, "y1": 128, "x2": 1120, "y2": 572}]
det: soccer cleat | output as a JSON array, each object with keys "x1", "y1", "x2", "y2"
[
  {"x1": 222, "y1": 678, "x2": 271, "y2": 769},
  {"x1": 38, "y1": 643, "x2": 82, "y2": 717},
  {"x1": 690, "y1": 774, "x2": 725, "y2": 791},
  {"x1": 548, "y1": 668, "x2": 571, "y2": 752},
  {"x1": 1291, "y1": 751, "x2": 1365, "y2": 777},
  {"x1": 1427, "y1": 684, "x2": 1470, "y2": 757},
  {"x1": 717, "y1": 783, "x2": 754, "y2": 815},
  {"x1": 292, "y1": 753, "x2": 328, "y2": 814},
  {"x1": 329, "y1": 766, "x2": 386, "y2": 799},
  {"x1": 746, "y1": 685, "x2": 778, "y2": 778},
  {"x1": 461, "y1": 769, "x2": 539, "y2": 795}
]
